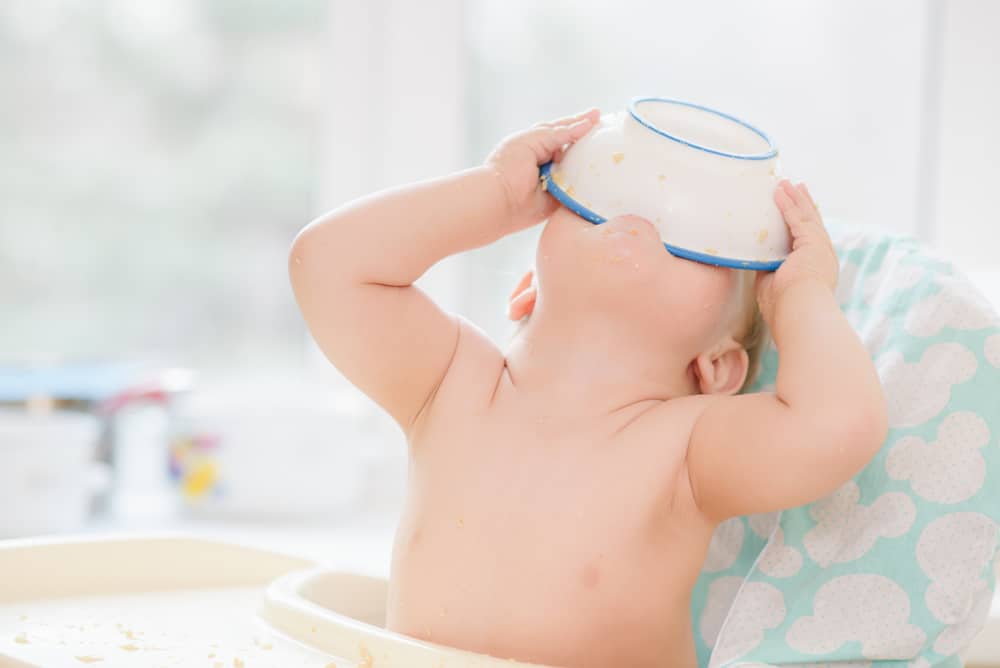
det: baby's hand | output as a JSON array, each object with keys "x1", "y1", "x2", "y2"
[
  {"x1": 486, "y1": 108, "x2": 600, "y2": 232},
  {"x1": 756, "y1": 180, "x2": 839, "y2": 321}
]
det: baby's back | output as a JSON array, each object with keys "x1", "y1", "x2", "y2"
[{"x1": 386, "y1": 326, "x2": 717, "y2": 668}]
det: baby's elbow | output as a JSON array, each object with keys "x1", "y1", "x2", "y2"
[
  {"x1": 288, "y1": 221, "x2": 332, "y2": 288},
  {"x1": 837, "y1": 393, "x2": 889, "y2": 467}
]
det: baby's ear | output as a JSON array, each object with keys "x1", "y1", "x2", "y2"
[
  {"x1": 692, "y1": 340, "x2": 749, "y2": 395},
  {"x1": 506, "y1": 270, "x2": 536, "y2": 321}
]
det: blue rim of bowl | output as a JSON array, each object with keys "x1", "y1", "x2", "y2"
[
  {"x1": 628, "y1": 97, "x2": 777, "y2": 161},
  {"x1": 539, "y1": 162, "x2": 784, "y2": 271}
]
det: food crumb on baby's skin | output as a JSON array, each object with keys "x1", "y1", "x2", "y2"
[
  {"x1": 457, "y1": 518, "x2": 464, "y2": 528},
  {"x1": 14, "y1": 633, "x2": 29, "y2": 644},
  {"x1": 610, "y1": 255, "x2": 623, "y2": 263},
  {"x1": 628, "y1": 229, "x2": 637, "y2": 236},
  {"x1": 757, "y1": 229, "x2": 769, "y2": 243},
  {"x1": 612, "y1": 152, "x2": 625, "y2": 164}
]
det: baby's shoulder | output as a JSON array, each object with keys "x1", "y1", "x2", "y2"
[
  {"x1": 414, "y1": 316, "x2": 506, "y2": 419},
  {"x1": 640, "y1": 393, "x2": 722, "y2": 437}
]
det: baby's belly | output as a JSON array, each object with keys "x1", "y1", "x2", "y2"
[{"x1": 386, "y1": 517, "x2": 702, "y2": 668}]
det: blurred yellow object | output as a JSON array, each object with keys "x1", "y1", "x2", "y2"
[{"x1": 181, "y1": 459, "x2": 217, "y2": 499}]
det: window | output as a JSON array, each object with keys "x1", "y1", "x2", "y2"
[{"x1": 1, "y1": 0, "x2": 327, "y2": 372}]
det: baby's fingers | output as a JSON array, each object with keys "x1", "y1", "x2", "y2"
[
  {"x1": 775, "y1": 180, "x2": 826, "y2": 240},
  {"x1": 535, "y1": 108, "x2": 600, "y2": 129},
  {"x1": 529, "y1": 117, "x2": 596, "y2": 163}
]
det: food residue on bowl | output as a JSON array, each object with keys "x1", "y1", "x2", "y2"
[
  {"x1": 757, "y1": 229, "x2": 769, "y2": 243},
  {"x1": 703, "y1": 248, "x2": 719, "y2": 256},
  {"x1": 14, "y1": 632, "x2": 29, "y2": 644},
  {"x1": 358, "y1": 643, "x2": 374, "y2": 668},
  {"x1": 611, "y1": 152, "x2": 625, "y2": 164},
  {"x1": 75, "y1": 656, "x2": 104, "y2": 664}
]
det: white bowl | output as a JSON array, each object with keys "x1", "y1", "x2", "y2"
[{"x1": 541, "y1": 97, "x2": 790, "y2": 270}]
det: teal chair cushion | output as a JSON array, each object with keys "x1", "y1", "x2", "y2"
[{"x1": 692, "y1": 224, "x2": 1000, "y2": 667}]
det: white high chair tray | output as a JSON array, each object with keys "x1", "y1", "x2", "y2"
[{"x1": 0, "y1": 536, "x2": 548, "y2": 668}]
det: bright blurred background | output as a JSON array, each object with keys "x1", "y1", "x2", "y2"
[{"x1": 1, "y1": 0, "x2": 998, "y2": 570}]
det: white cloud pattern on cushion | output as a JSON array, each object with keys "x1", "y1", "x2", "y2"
[
  {"x1": 986, "y1": 333, "x2": 1000, "y2": 369},
  {"x1": 803, "y1": 481, "x2": 916, "y2": 568},
  {"x1": 709, "y1": 581, "x2": 785, "y2": 667},
  {"x1": 785, "y1": 574, "x2": 925, "y2": 657},
  {"x1": 702, "y1": 517, "x2": 744, "y2": 573},
  {"x1": 916, "y1": 512, "x2": 998, "y2": 624},
  {"x1": 700, "y1": 575, "x2": 743, "y2": 647},
  {"x1": 747, "y1": 512, "x2": 779, "y2": 539},
  {"x1": 862, "y1": 255, "x2": 925, "y2": 304},
  {"x1": 877, "y1": 342, "x2": 976, "y2": 428},
  {"x1": 886, "y1": 411, "x2": 990, "y2": 504},
  {"x1": 933, "y1": 586, "x2": 992, "y2": 656},
  {"x1": 905, "y1": 282, "x2": 997, "y2": 337},
  {"x1": 757, "y1": 528, "x2": 802, "y2": 578}
]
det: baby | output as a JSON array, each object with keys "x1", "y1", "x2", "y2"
[{"x1": 289, "y1": 108, "x2": 887, "y2": 668}]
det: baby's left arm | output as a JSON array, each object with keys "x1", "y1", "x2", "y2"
[{"x1": 684, "y1": 181, "x2": 888, "y2": 522}]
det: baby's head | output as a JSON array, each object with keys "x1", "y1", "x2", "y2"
[{"x1": 509, "y1": 206, "x2": 768, "y2": 394}]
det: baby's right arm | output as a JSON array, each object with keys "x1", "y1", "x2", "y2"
[
  {"x1": 288, "y1": 110, "x2": 599, "y2": 433},
  {"x1": 685, "y1": 181, "x2": 888, "y2": 521}
]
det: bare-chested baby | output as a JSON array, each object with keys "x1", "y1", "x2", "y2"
[{"x1": 289, "y1": 108, "x2": 887, "y2": 668}]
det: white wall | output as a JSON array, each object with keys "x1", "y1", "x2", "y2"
[{"x1": 933, "y1": 0, "x2": 1000, "y2": 267}]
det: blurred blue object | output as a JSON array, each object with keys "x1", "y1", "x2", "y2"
[{"x1": 0, "y1": 363, "x2": 149, "y2": 403}]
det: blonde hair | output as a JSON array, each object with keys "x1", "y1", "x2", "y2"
[{"x1": 734, "y1": 271, "x2": 769, "y2": 393}]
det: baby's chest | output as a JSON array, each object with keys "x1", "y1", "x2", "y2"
[{"x1": 410, "y1": 423, "x2": 690, "y2": 555}]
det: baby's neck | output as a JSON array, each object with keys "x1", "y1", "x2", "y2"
[{"x1": 504, "y1": 306, "x2": 697, "y2": 416}]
